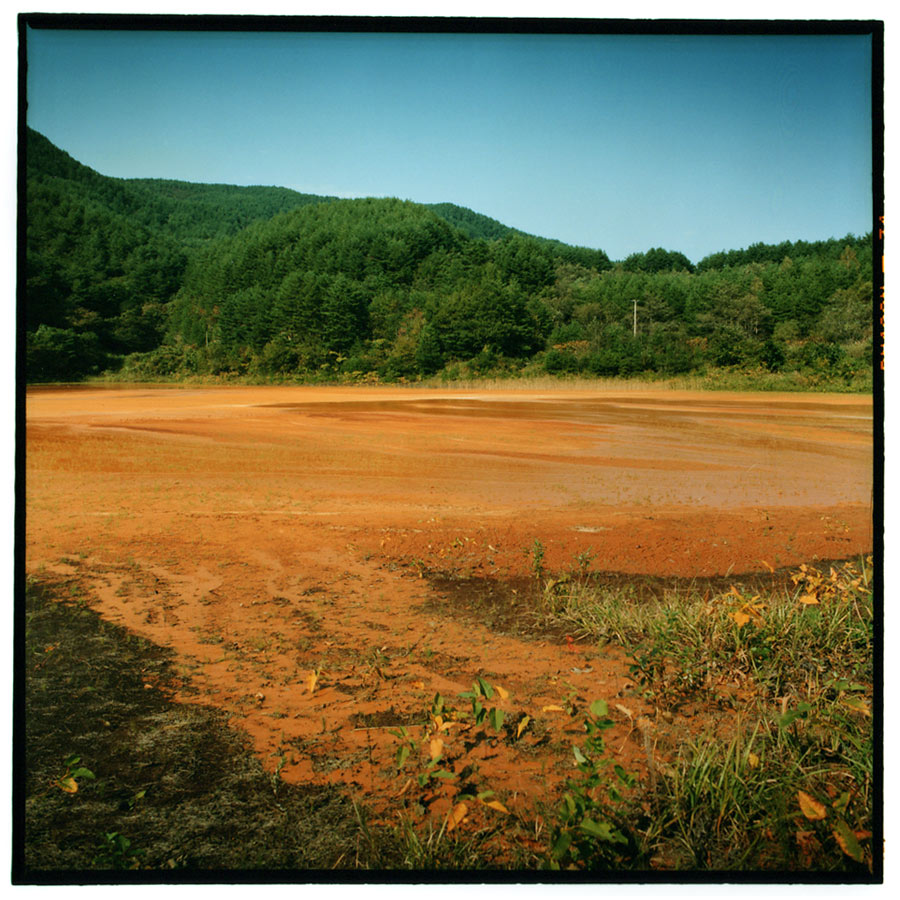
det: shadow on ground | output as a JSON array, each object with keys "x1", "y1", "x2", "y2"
[{"x1": 19, "y1": 576, "x2": 396, "y2": 880}]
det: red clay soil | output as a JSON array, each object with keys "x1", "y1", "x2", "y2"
[{"x1": 24, "y1": 385, "x2": 873, "y2": 829}]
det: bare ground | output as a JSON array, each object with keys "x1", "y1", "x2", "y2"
[{"x1": 23, "y1": 384, "x2": 873, "y2": 867}]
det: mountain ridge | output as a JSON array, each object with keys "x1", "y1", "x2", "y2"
[{"x1": 23, "y1": 128, "x2": 873, "y2": 388}]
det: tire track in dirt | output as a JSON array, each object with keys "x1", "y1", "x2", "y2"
[{"x1": 38, "y1": 526, "x2": 652, "y2": 822}]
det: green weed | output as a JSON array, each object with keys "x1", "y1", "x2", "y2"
[
  {"x1": 538, "y1": 556, "x2": 875, "y2": 873},
  {"x1": 546, "y1": 699, "x2": 640, "y2": 870},
  {"x1": 93, "y1": 832, "x2": 145, "y2": 870}
]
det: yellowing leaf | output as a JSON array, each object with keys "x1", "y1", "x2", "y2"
[
  {"x1": 446, "y1": 801, "x2": 468, "y2": 832},
  {"x1": 396, "y1": 777, "x2": 412, "y2": 798},
  {"x1": 494, "y1": 684, "x2": 509, "y2": 701},
  {"x1": 732, "y1": 610, "x2": 750, "y2": 628},
  {"x1": 306, "y1": 670, "x2": 319, "y2": 693},
  {"x1": 833, "y1": 819, "x2": 865, "y2": 863},
  {"x1": 799, "y1": 594, "x2": 820, "y2": 605},
  {"x1": 760, "y1": 559, "x2": 775, "y2": 573},
  {"x1": 542, "y1": 705, "x2": 565, "y2": 713},
  {"x1": 483, "y1": 799, "x2": 509, "y2": 814},
  {"x1": 841, "y1": 696, "x2": 871, "y2": 716},
  {"x1": 798, "y1": 790, "x2": 827, "y2": 821},
  {"x1": 516, "y1": 715, "x2": 531, "y2": 739},
  {"x1": 429, "y1": 738, "x2": 444, "y2": 762},
  {"x1": 747, "y1": 752, "x2": 760, "y2": 769},
  {"x1": 409, "y1": 680, "x2": 425, "y2": 690},
  {"x1": 58, "y1": 776, "x2": 78, "y2": 794}
]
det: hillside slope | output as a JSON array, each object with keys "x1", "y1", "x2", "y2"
[{"x1": 23, "y1": 129, "x2": 873, "y2": 387}]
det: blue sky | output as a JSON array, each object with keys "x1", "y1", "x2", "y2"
[{"x1": 26, "y1": 27, "x2": 873, "y2": 263}]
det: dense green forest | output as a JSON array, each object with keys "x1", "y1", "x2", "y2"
[{"x1": 24, "y1": 128, "x2": 874, "y2": 388}]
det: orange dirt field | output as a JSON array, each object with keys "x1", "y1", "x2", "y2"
[{"x1": 24, "y1": 385, "x2": 873, "y2": 828}]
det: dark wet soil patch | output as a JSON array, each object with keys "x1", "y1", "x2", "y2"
[
  {"x1": 422, "y1": 560, "x2": 861, "y2": 642},
  {"x1": 348, "y1": 708, "x2": 425, "y2": 729},
  {"x1": 18, "y1": 576, "x2": 389, "y2": 880}
]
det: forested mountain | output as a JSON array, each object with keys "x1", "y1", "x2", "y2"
[
  {"x1": 23, "y1": 129, "x2": 874, "y2": 387},
  {"x1": 425, "y1": 202, "x2": 612, "y2": 272},
  {"x1": 121, "y1": 179, "x2": 336, "y2": 246}
]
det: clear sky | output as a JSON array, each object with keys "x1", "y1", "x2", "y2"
[{"x1": 26, "y1": 26, "x2": 873, "y2": 263}]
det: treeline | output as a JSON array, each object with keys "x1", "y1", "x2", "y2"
[
  {"x1": 165, "y1": 198, "x2": 562, "y2": 378},
  {"x1": 23, "y1": 129, "x2": 873, "y2": 388},
  {"x1": 24, "y1": 128, "x2": 334, "y2": 380}
]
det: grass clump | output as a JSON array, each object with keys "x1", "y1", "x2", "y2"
[
  {"x1": 545, "y1": 699, "x2": 641, "y2": 870},
  {"x1": 537, "y1": 557, "x2": 876, "y2": 874},
  {"x1": 20, "y1": 557, "x2": 877, "y2": 877}
]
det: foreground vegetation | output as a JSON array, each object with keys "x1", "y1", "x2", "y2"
[
  {"x1": 536, "y1": 556, "x2": 875, "y2": 872},
  {"x1": 20, "y1": 556, "x2": 876, "y2": 879},
  {"x1": 26, "y1": 128, "x2": 873, "y2": 390}
]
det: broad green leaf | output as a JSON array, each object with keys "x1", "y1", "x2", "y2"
[
  {"x1": 477, "y1": 677, "x2": 494, "y2": 699},
  {"x1": 70, "y1": 767, "x2": 95, "y2": 780},
  {"x1": 395, "y1": 744, "x2": 410, "y2": 770},
  {"x1": 580, "y1": 818, "x2": 616, "y2": 841},
  {"x1": 550, "y1": 830, "x2": 572, "y2": 860},
  {"x1": 832, "y1": 791, "x2": 851, "y2": 814},
  {"x1": 488, "y1": 707, "x2": 504, "y2": 731},
  {"x1": 432, "y1": 769, "x2": 456, "y2": 780},
  {"x1": 589, "y1": 699, "x2": 608, "y2": 718},
  {"x1": 573, "y1": 745, "x2": 587, "y2": 764},
  {"x1": 833, "y1": 819, "x2": 865, "y2": 863}
]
